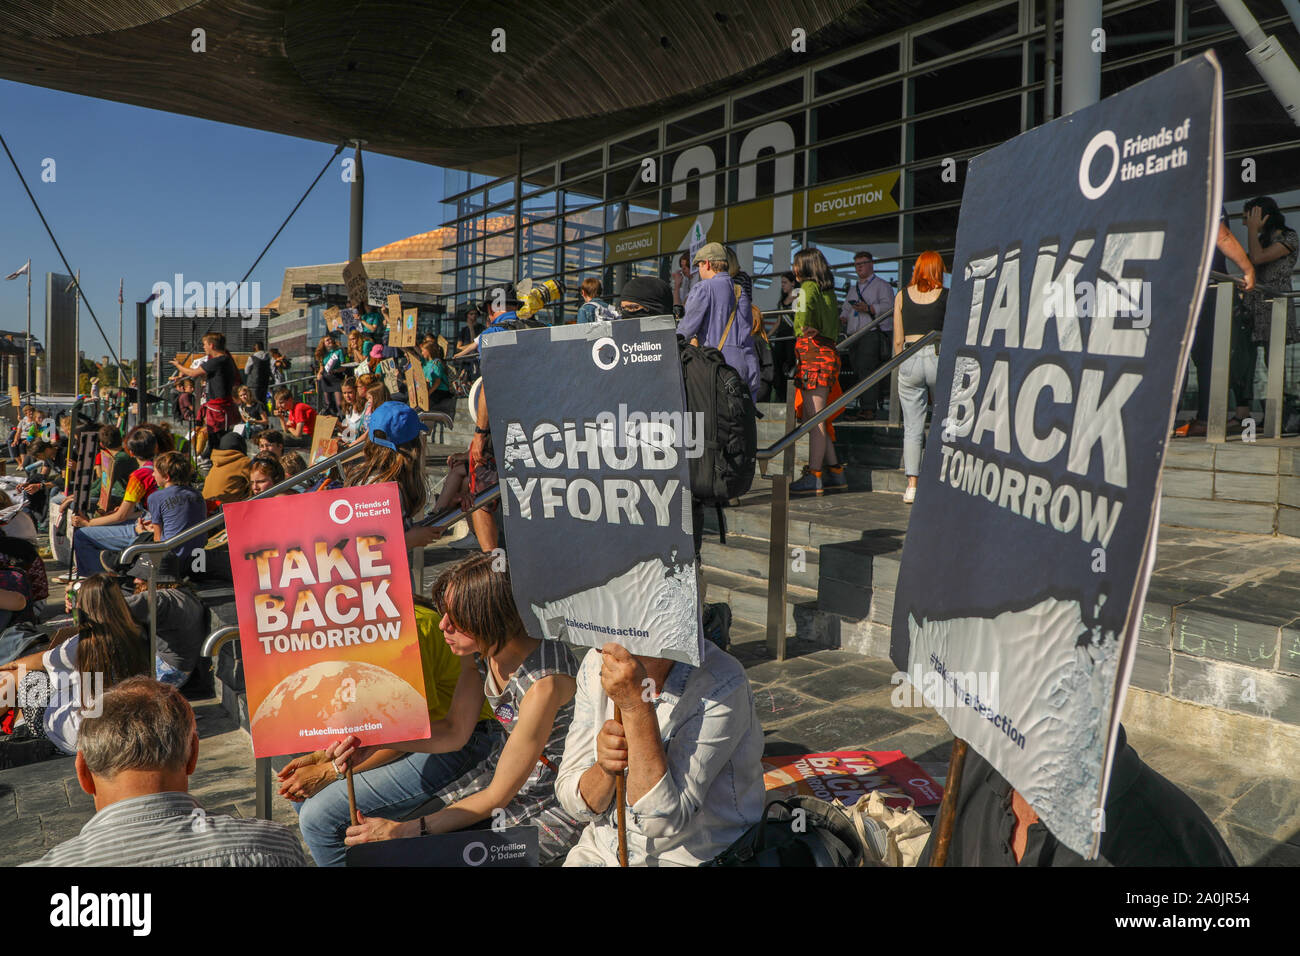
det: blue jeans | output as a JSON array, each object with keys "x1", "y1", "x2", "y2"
[
  {"x1": 898, "y1": 343, "x2": 939, "y2": 477},
  {"x1": 155, "y1": 657, "x2": 190, "y2": 687},
  {"x1": 294, "y1": 719, "x2": 502, "y2": 867},
  {"x1": 72, "y1": 522, "x2": 141, "y2": 578}
]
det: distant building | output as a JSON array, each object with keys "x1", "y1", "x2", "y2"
[{"x1": 268, "y1": 228, "x2": 459, "y2": 367}]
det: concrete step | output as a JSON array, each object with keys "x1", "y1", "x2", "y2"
[
  {"x1": 702, "y1": 566, "x2": 817, "y2": 634},
  {"x1": 700, "y1": 532, "x2": 820, "y2": 591}
]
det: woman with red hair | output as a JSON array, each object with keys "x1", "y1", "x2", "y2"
[{"x1": 893, "y1": 251, "x2": 949, "y2": 504}]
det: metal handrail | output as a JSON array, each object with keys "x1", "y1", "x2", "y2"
[
  {"x1": 119, "y1": 440, "x2": 368, "y2": 566},
  {"x1": 202, "y1": 625, "x2": 240, "y2": 660},
  {"x1": 836, "y1": 307, "x2": 893, "y2": 353},
  {"x1": 757, "y1": 329, "x2": 941, "y2": 462},
  {"x1": 413, "y1": 486, "x2": 502, "y2": 530}
]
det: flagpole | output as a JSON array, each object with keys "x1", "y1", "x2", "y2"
[
  {"x1": 73, "y1": 269, "x2": 80, "y2": 397},
  {"x1": 118, "y1": 278, "x2": 124, "y2": 390},
  {"x1": 25, "y1": 265, "x2": 31, "y2": 403}
]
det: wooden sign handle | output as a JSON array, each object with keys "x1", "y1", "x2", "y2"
[
  {"x1": 346, "y1": 766, "x2": 359, "y2": 827},
  {"x1": 928, "y1": 737, "x2": 969, "y2": 867},
  {"x1": 613, "y1": 703, "x2": 628, "y2": 867}
]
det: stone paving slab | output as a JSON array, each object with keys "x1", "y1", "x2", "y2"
[{"x1": 2, "y1": 634, "x2": 1294, "y2": 865}]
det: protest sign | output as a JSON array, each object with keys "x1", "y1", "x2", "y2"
[
  {"x1": 224, "y1": 484, "x2": 430, "y2": 758},
  {"x1": 386, "y1": 294, "x2": 411, "y2": 347},
  {"x1": 343, "y1": 258, "x2": 368, "y2": 308},
  {"x1": 761, "y1": 751, "x2": 943, "y2": 810},
  {"x1": 324, "y1": 306, "x2": 342, "y2": 333},
  {"x1": 8, "y1": 386, "x2": 19, "y2": 407},
  {"x1": 889, "y1": 54, "x2": 1222, "y2": 858},
  {"x1": 403, "y1": 348, "x2": 429, "y2": 410},
  {"x1": 367, "y1": 278, "x2": 402, "y2": 308},
  {"x1": 345, "y1": 825, "x2": 538, "y2": 867},
  {"x1": 309, "y1": 414, "x2": 338, "y2": 463},
  {"x1": 481, "y1": 316, "x2": 702, "y2": 664}
]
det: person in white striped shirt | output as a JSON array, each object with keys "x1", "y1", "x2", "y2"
[{"x1": 24, "y1": 678, "x2": 305, "y2": 867}]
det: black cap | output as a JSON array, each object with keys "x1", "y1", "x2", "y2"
[
  {"x1": 617, "y1": 277, "x2": 673, "y2": 316},
  {"x1": 481, "y1": 283, "x2": 520, "y2": 317},
  {"x1": 217, "y1": 431, "x2": 245, "y2": 452},
  {"x1": 126, "y1": 552, "x2": 181, "y2": 584}
]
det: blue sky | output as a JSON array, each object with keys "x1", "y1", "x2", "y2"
[{"x1": 0, "y1": 80, "x2": 447, "y2": 364}]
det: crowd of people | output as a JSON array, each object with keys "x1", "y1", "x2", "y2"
[{"x1": 0, "y1": 221, "x2": 1276, "y2": 869}]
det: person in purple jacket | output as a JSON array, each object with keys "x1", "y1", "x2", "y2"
[{"x1": 678, "y1": 242, "x2": 760, "y2": 401}]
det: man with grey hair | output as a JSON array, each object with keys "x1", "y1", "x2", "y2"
[{"x1": 24, "y1": 677, "x2": 305, "y2": 867}]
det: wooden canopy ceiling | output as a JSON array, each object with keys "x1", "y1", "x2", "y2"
[{"x1": 0, "y1": 0, "x2": 967, "y2": 175}]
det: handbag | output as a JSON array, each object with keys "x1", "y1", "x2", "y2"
[{"x1": 704, "y1": 795, "x2": 873, "y2": 867}]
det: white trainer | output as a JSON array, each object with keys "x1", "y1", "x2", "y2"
[{"x1": 903, "y1": 486, "x2": 916, "y2": 504}]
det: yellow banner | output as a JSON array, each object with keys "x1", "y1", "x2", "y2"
[
  {"x1": 604, "y1": 224, "x2": 660, "y2": 264},
  {"x1": 660, "y1": 213, "x2": 722, "y2": 256},
  {"x1": 805, "y1": 171, "x2": 900, "y2": 228},
  {"x1": 726, "y1": 193, "x2": 805, "y2": 242}
]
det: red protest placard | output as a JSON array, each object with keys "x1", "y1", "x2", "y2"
[
  {"x1": 760, "y1": 750, "x2": 943, "y2": 810},
  {"x1": 223, "y1": 483, "x2": 430, "y2": 758}
]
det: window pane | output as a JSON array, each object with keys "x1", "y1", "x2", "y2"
[
  {"x1": 1101, "y1": 55, "x2": 1174, "y2": 99},
  {"x1": 610, "y1": 128, "x2": 660, "y2": 165},
  {"x1": 814, "y1": 44, "x2": 900, "y2": 97},
  {"x1": 903, "y1": 206, "x2": 960, "y2": 255},
  {"x1": 1101, "y1": 2, "x2": 1175, "y2": 61},
  {"x1": 605, "y1": 193, "x2": 659, "y2": 230},
  {"x1": 561, "y1": 148, "x2": 603, "y2": 182},
  {"x1": 523, "y1": 219, "x2": 559, "y2": 251},
  {"x1": 523, "y1": 249, "x2": 557, "y2": 278},
  {"x1": 486, "y1": 179, "x2": 515, "y2": 206},
  {"x1": 728, "y1": 113, "x2": 805, "y2": 167},
  {"x1": 734, "y1": 77, "x2": 804, "y2": 123},
  {"x1": 910, "y1": 51, "x2": 1021, "y2": 114},
  {"x1": 909, "y1": 159, "x2": 968, "y2": 209},
  {"x1": 913, "y1": 4, "x2": 1019, "y2": 64},
  {"x1": 810, "y1": 128, "x2": 900, "y2": 186},
  {"x1": 909, "y1": 95, "x2": 1021, "y2": 162},
  {"x1": 564, "y1": 205, "x2": 604, "y2": 243},
  {"x1": 523, "y1": 165, "x2": 555, "y2": 189},
  {"x1": 666, "y1": 105, "x2": 725, "y2": 145},
  {"x1": 564, "y1": 175, "x2": 604, "y2": 211}
]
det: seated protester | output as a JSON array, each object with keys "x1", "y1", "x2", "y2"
[
  {"x1": 248, "y1": 454, "x2": 286, "y2": 496},
  {"x1": 69, "y1": 427, "x2": 158, "y2": 577},
  {"x1": 202, "y1": 431, "x2": 252, "y2": 502},
  {"x1": 280, "y1": 595, "x2": 504, "y2": 867},
  {"x1": 89, "y1": 424, "x2": 136, "y2": 518},
  {"x1": 338, "y1": 376, "x2": 366, "y2": 444},
  {"x1": 280, "y1": 452, "x2": 307, "y2": 479},
  {"x1": 0, "y1": 574, "x2": 147, "y2": 770},
  {"x1": 916, "y1": 725, "x2": 1236, "y2": 866},
  {"x1": 257, "y1": 429, "x2": 286, "y2": 459},
  {"x1": 124, "y1": 555, "x2": 206, "y2": 687},
  {"x1": 19, "y1": 438, "x2": 60, "y2": 517},
  {"x1": 557, "y1": 640, "x2": 765, "y2": 866},
  {"x1": 347, "y1": 329, "x2": 374, "y2": 365},
  {"x1": 330, "y1": 553, "x2": 584, "y2": 866},
  {"x1": 146, "y1": 421, "x2": 177, "y2": 455},
  {"x1": 0, "y1": 489, "x2": 39, "y2": 546},
  {"x1": 175, "y1": 379, "x2": 196, "y2": 424},
  {"x1": 420, "y1": 340, "x2": 458, "y2": 418},
  {"x1": 359, "y1": 304, "x2": 385, "y2": 342},
  {"x1": 272, "y1": 387, "x2": 315, "y2": 443},
  {"x1": 355, "y1": 373, "x2": 390, "y2": 442},
  {"x1": 0, "y1": 535, "x2": 48, "y2": 620},
  {"x1": 0, "y1": 546, "x2": 30, "y2": 631},
  {"x1": 23, "y1": 677, "x2": 306, "y2": 866},
  {"x1": 143, "y1": 452, "x2": 207, "y2": 562},
  {"x1": 343, "y1": 402, "x2": 426, "y2": 547},
  {"x1": 235, "y1": 385, "x2": 268, "y2": 437}
]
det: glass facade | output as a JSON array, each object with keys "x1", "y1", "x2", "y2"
[{"x1": 436, "y1": 0, "x2": 1300, "y2": 336}]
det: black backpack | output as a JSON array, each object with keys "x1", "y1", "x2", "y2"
[
  {"x1": 705, "y1": 796, "x2": 870, "y2": 867},
  {"x1": 679, "y1": 336, "x2": 757, "y2": 510}
]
